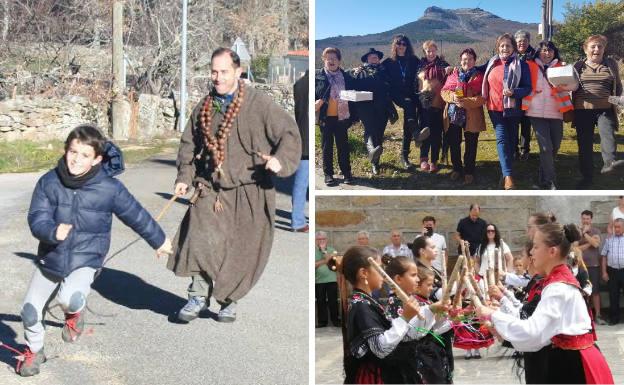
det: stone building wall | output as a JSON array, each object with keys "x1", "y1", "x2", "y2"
[
  {"x1": 316, "y1": 195, "x2": 617, "y2": 255},
  {"x1": 0, "y1": 83, "x2": 294, "y2": 142}
]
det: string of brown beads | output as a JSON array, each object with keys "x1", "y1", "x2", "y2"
[{"x1": 198, "y1": 79, "x2": 245, "y2": 174}]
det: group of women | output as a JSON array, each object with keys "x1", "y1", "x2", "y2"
[
  {"x1": 340, "y1": 211, "x2": 614, "y2": 383},
  {"x1": 316, "y1": 32, "x2": 623, "y2": 189}
]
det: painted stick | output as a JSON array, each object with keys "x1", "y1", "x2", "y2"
[{"x1": 367, "y1": 257, "x2": 424, "y2": 320}]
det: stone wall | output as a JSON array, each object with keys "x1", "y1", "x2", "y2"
[
  {"x1": 0, "y1": 83, "x2": 294, "y2": 142},
  {"x1": 316, "y1": 195, "x2": 617, "y2": 255}
]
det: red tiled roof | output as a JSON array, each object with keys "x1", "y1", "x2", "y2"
[{"x1": 287, "y1": 50, "x2": 309, "y2": 57}]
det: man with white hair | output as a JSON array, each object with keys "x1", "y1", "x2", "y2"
[
  {"x1": 602, "y1": 218, "x2": 624, "y2": 325},
  {"x1": 356, "y1": 230, "x2": 371, "y2": 246},
  {"x1": 382, "y1": 229, "x2": 413, "y2": 258}
]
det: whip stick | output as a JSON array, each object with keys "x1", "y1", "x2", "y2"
[{"x1": 367, "y1": 257, "x2": 424, "y2": 320}]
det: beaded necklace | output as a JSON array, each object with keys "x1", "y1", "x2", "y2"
[
  {"x1": 197, "y1": 79, "x2": 245, "y2": 212},
  {"x1": 198, "y1": 79, "x2": 245, "y2": 177}
]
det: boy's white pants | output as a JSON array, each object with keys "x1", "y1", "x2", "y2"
[{"x1": 21, "y1": 267, "x2": 96, "y2": 352}]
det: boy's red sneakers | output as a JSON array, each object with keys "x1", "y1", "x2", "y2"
[
  {"x1": 17, "y1": 347, "x2": 46, "y2": 377},
  {"x1": 62, "y1": 311, "x2": 85, "y2": 342}
]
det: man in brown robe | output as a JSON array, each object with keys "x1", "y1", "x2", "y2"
[{"x1": 167, "y1": 48, "x2": 301, "y2": 322}]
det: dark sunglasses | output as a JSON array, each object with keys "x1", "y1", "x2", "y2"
[
  {"x1": 395, "y1": 41, "x2": 407, "y2": 47},
  {"x1": 487, "y1": 229, "x2": 496, "y2": 233}
]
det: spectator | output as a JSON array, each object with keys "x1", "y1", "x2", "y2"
[
  {"x1": 314, "y1": 231, "x2": 339, "y2": 328},
  {"x1": 456, "y1": 203, "x2": 487, "y2": 257},
  {"x1": 382, "y1": 229, "x2": 413, "y2": 258},
  {"x1": 475, "y1": 223, "x2": 514, "y2": 277},
  {"x1": 601, "y1": 218, "x2": 624, "y2": 325},
  {"x1": 578, "y1": 210, "x2": 606, "y2": 324},
  {"x1": 356, "y1": 230, "x2": 371, "y2": 246},
  {"x1": 607, "y1": 196, "x2": 624, "y2": 235},
  {"x1": 291, "y1": 70, "x2": 309, "y2": 232},
  {"x1": 418, "y1": 216, "x2": 448, "y2": 276}
]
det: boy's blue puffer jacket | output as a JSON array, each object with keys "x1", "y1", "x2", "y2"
[{"x1": 27, "y1": 142, "x2": 166, "y2": 278}]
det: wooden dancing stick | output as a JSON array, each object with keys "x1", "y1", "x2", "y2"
[
  {"x1": 367, "y1": 257, "x2": 424, "y2": 320},
  {"x1": 155, "y1": 194, "x2": 178, "y2": 221},
  {"x1": 467, "y1": 274, "x2": 487, "y2": 303},
  {"x1": 442, "y1": 254, "x2": 465, "y2": 303},
  {"x1": 487, "y1": 268, "x2": 496, "y2": 287},
  {"x1": 494, "y1": 247, "x2": 501, "y2": 284}
]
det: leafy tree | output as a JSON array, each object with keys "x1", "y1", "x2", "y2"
[{"x1": 554, "y1": 0, "x2": 624, "y2": 62}]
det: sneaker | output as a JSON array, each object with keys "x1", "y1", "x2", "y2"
[
  {"x1": 324, "y1": 175, "x2": 337, "y2": 186},
  {"x1": 401, "y1": 158, "x2": 412, "y2": 169},
  {"x1": 429, "y1": 163, "x2": 439, "y2": 173},
  {"x1": 601, "y1": 159, "x2": 624, "y2": 174},
  {"x1": 450, "y1": 171, "x2": 461, "y2": 181},
  {"x1": 371, "y1": 163, "x2": 379, "y2": 175},
  {"x1": 178, "y1": 295, "x2": 208, "y2": 322},
  {"x1": 464, "y1": 351, "x2": 472, "y2": 360},
  {"x1": 420, "y1": 161, "x2": 430, "y2": 171},
  {"x1": 473, "y1": 350, "x2": 482, "y2": 359},
  {"x1": 343, "y1": 176, "x2": 355, "y2": 185},
  {"x1": 596, "y1": 317, "x2": 608, "y2": 326},
  {"x1": 217, "y1": 302, "x2": 237, "y2": 323},
  {"x1": 17, "y1": 347, "x2": 46, "y2": 377},
  {"x1": 62, "y1": 311, "x2": 85, "y2": 343}
]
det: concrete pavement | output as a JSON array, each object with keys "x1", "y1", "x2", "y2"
[
  {"x1": 315, "y1": 321, "x2": 624, "y2": 384},
  {"x1": 0, "y1": 151, "x2": 309, "y2": 385}
]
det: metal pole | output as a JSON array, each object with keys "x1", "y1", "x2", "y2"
[
  {"x1": 179, "y1": 0, "x2": 188, "y2": 132},
  {"x1": 547, "y1": 0, "x2": 553, "y2": 41}
]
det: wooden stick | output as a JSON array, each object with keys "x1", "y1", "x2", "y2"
[
  {"x1": 367, "y1": 257, "x2": 424, "y2": 320},
  {"x1": 155, "y1": 194, "x2": 178, "y2": 221},
  {"x1": 442, "y1": 254, "x2": 465, "y2": 303},
  {"x1": 467, "y1": 274, "x2": 486, "y2": 303}
]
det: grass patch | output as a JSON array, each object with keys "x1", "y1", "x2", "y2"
[
  {"x1": 0, "y1": 139, "x2": 179, "y2": 173},
  {"x1": 315, "y1": 109, "x2": 624, "y2": 190}
]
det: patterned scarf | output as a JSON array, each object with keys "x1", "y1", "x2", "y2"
[
  {"x1": 422, "y1": 57, "x2": 446, "y2": 81},
  {"x1": 482, "y1": 52, "x2": 522, "y2": 109},
  {"x1": 325, "y1": 68, "x2": 350, "y2": 120},
  {"x1": 458, "y1": 67, "x2": 479, "y2": 94}
]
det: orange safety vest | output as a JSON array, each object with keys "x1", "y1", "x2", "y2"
[{"x1": 522, "y1": 60, "x2": 574, "y2": 113}]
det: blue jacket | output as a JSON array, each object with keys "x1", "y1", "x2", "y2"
[{"x1": 27, "y1": 143, "x2": 165, "y2": 278}]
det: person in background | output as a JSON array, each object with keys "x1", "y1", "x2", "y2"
[
  {"x1": 572, "y1": 34, "x2": 624, "y2": 189},
  {"x1": 417, "y1": 40, "x2": 450, "y2": 173},
  {"x1": 356, "y1": 230, "x2": 371, "y2": 247},
  {"x1": 578, "y1": 210, "x2": 605, "y2": 324},
  {"x1": 382, "y1": 229, "x2": 414, "y2": 258},
  {"x1": 315, "y1": 47, "x2": 355, "y2": 186},
  {"x1": 482, "y1": 33, "x2": 532, "y2": 190},
  {"x1": 441, "y1": 48, "x2": 486, "y2": 185},
  {"x1": 382, "y1": 34, "x2": 429, "y2": 170},
  {"x1": 291, "y1": 70, "x2": 309, "y2": 232},
  {"x1": 514, "y1": 29, "x2": 536, "y2": 161},
  {"x1": 314, "y1": 231, "x2": 340, "y2": 328},
  {"x1": 601, "y1": 218, "x2": 624, "y2": 326}
]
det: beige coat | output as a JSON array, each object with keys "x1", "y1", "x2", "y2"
[{"x1": 440, "y1": 89, "x2": 486, "y2": 134}]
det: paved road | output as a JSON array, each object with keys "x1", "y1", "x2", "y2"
[
  {"x1": 0, "y1": 152, "x2": 309, "y2": 385},
  {"x1": 316, "y1": 321, "x2": 624, "y2": 384}
]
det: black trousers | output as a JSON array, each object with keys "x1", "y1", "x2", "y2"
[
  {"x1": 395, "y1": 96, "x2": 420, "y2": 159},
  {"x1": 574, "y1": 109, "x2": 619, "y2": 181},
  {"x1": 607, "y1": 266, "x2": 624, "y2": 323},
  {"x1": 447, "y1": 124, "x2": 480, "y2": 175},
  {"x1": 358, "y1": 103, "x2": 387, "y2": 149},
  {"x1": 320, "y1": 117, "x2": 351, "y2": 178},
  {"x1": 315, "y1": 282, "x2": 339, "y2": 326},
  {"x1": 518, "y1": 115, "x2": 532, "y2": 154}
]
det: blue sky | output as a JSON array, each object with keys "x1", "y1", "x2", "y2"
[{"x1": 316, "y1": 0, "x2": 605, "y2": 39}]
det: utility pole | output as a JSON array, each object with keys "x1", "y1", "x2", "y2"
[
  {"x1": 541, "y1": 0, "x2": 554, "y2": 41},
  {"x1": 179, "y1": 0, "x2": 188, "y2": 132},
  {"x1": 111, "y1": 1, "x2": 128, "y2": 139}
]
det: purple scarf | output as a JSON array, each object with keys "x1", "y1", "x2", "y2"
[{"x1": 325, "y1": 68, "x2": 350, "y2": 120}]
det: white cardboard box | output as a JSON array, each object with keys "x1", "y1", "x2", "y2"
[
  {"x1": 547, "y1": 65, "x2": 579, "y2": 90},
  {"x1": 339, "y1": 90, "x2": 373, "y2": 102}
]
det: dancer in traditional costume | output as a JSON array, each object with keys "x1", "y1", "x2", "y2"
[{"x1": 477, "y1": 223, "x2": 614, "y2": 384}]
